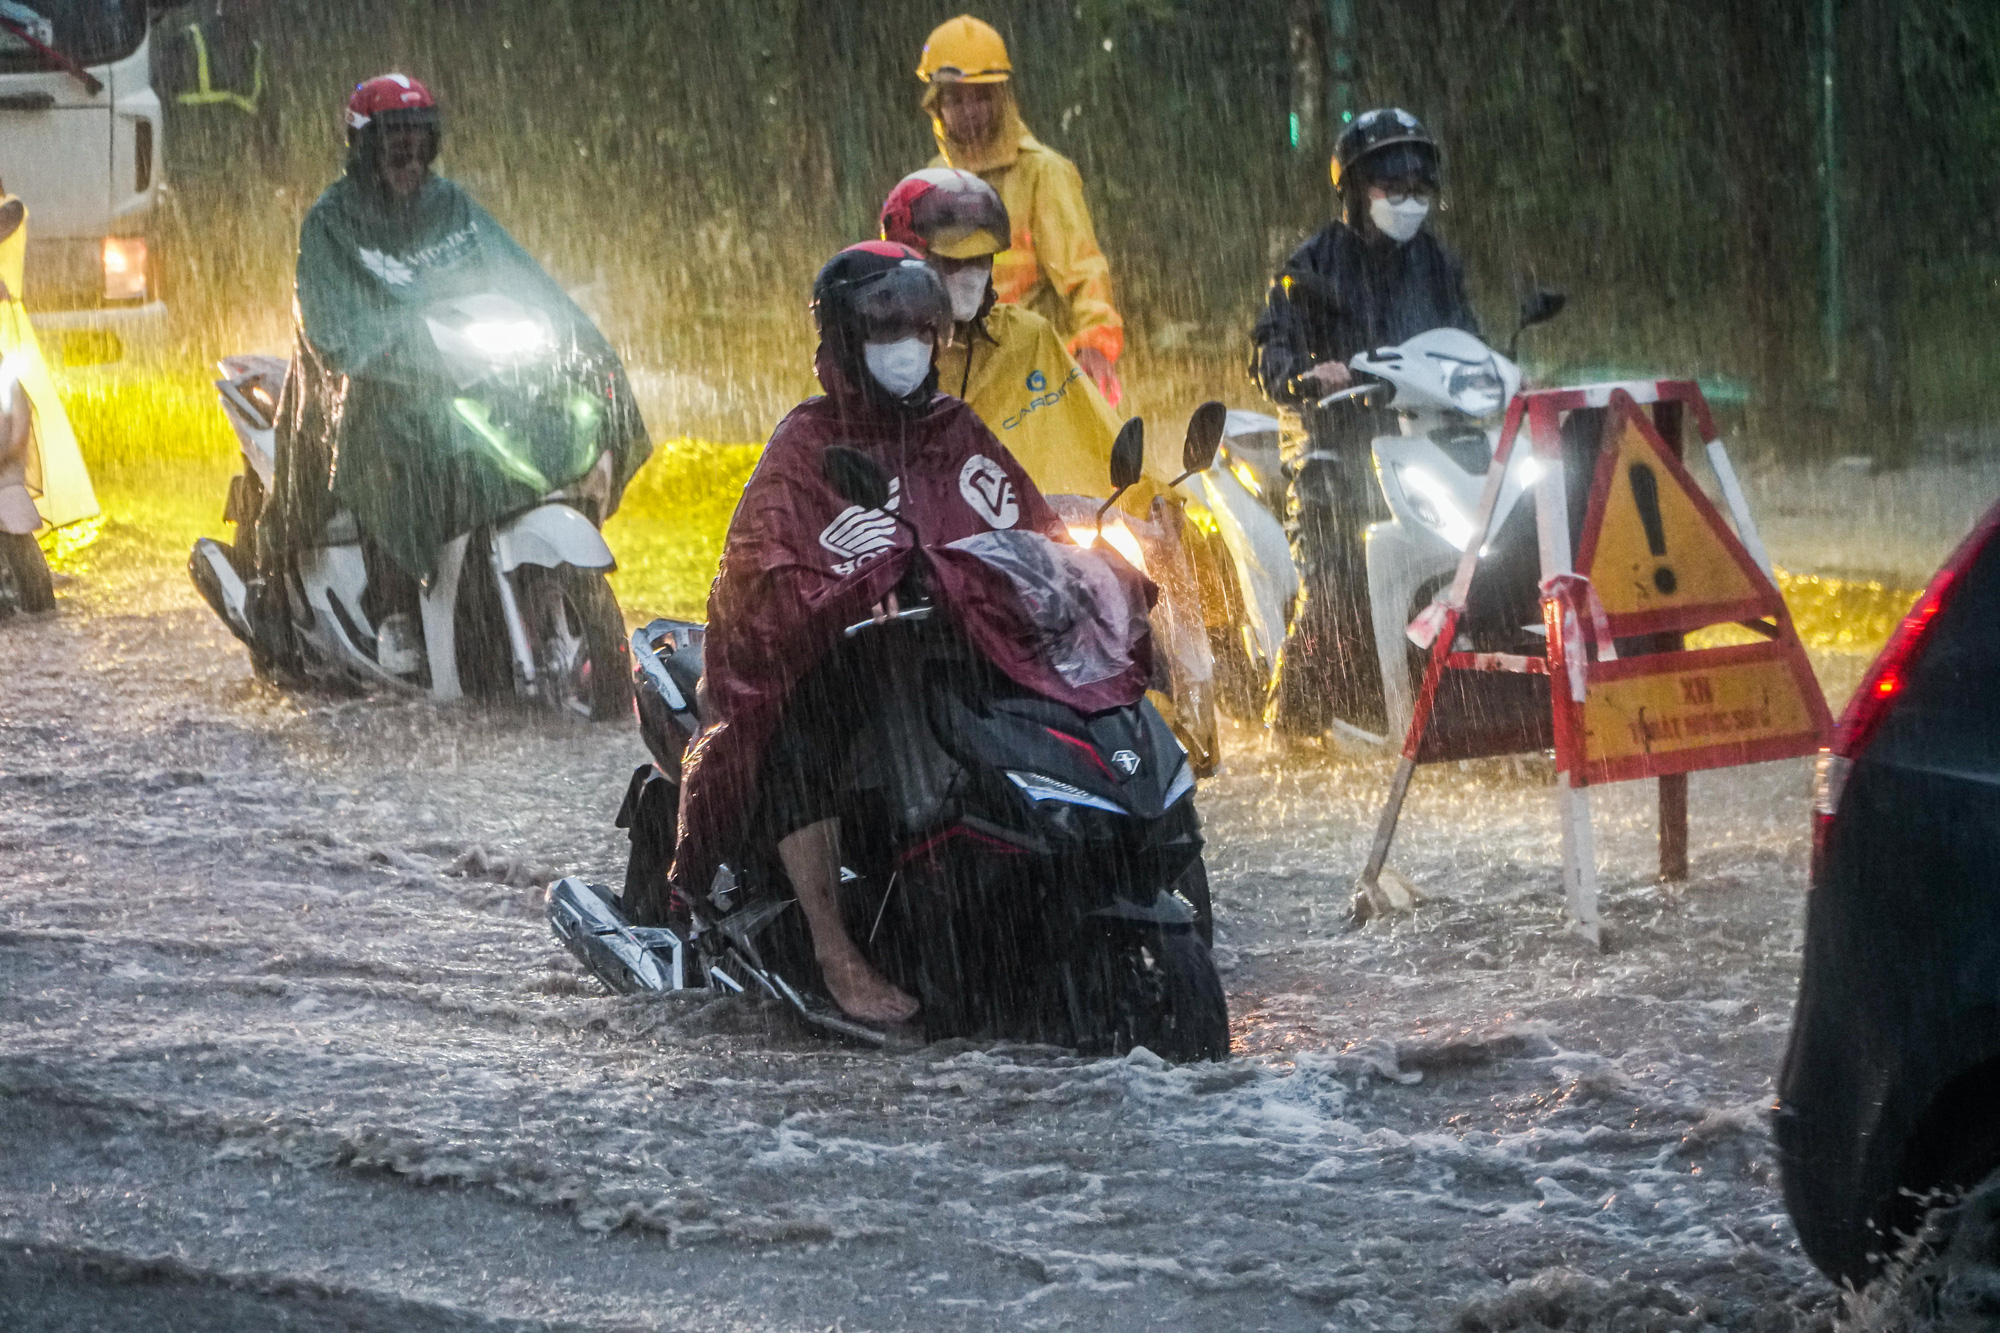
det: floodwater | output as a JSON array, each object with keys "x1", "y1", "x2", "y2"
[{"x1": 0, "y1": 513, "x2": 1913, "y2": 1331}]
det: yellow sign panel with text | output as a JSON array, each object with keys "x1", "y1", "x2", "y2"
[{"x1": 1578, "y1": 644, "x2": 1824, "y2": 782}]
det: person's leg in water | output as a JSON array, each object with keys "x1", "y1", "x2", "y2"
[
  {"x1": 1269, "y1": 444, "x2": 1384, "y2": 738},
  {"x1": 778, "y1": 817, "x2": 919, "y2": 1026}
]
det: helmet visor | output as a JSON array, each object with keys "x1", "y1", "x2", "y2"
[
  {"x1": 1359, "y1": 142, "x2": 1438, "y2": 188},
  {"x1": 846, "y1": 260, "x2": 952, "y2": 343},
  {"x1": 909, "y1": 183, "x2": 1010, "y2": 259}
]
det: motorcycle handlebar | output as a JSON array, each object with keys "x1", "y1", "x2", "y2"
[
  {"x1": 842, "y1": 604, "x2": 935, "y2": 638},
  {"x1": 1314, "y1": 381, "x2": 1387, "y2": 411}
]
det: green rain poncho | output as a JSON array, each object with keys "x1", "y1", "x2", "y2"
[{"x1": 270, "y1": 169, "x2": 649, "y2": 577}]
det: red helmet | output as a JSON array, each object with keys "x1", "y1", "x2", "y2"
[
  {"x1": 346, "y1": 73, "x2": 438, "y2": 135},
  {"x1": 879, "y1": 168, "x2": 1010, "y2": 260}
]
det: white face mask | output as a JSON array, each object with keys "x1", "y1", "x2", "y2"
[
  {"x1": 1370, "y1": 195, "x2": 1431, "y2": 243},
  {"x1": 942, "y1": 266, "x2": 991, "y2": 323},
  {"x1": 863, "y1": 336, "x2": 932, "y2": 398}
]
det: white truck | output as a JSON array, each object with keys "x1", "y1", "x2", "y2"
[{"x1": 0, "y1": 1, "x2": 163, "y2": 340}]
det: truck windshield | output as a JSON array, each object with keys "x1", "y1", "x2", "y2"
[{"x1": 0, "y1": 0, "x2": 145, "y2": 74}]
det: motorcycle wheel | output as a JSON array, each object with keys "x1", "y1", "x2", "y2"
[
  {"x1": 1066, "y1": 926, "x2": 1230, "y2": 1064},
  {"x1": 0, "y1": 533, "x2": 55, "y2": 615},
  {"x1": 517, "y1": 567, "x2": 633, "y2": 722}
]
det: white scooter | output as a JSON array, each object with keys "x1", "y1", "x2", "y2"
[
  {"x1": 190, "y1": 294, "x2": 634, "y2": 720},
  {"x1": 1301, "y1": 292, "x2": 1579, "y2": 742},
  {"x1": 1341, "y1": 326, "x2": 1542, "y2": 738},
  {"x1": 1179, "y1": 409, "x2": 1299, "y2": 721}
]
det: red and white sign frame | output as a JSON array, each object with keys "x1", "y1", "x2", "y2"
[{"x1": 1356, "y1": 380, "x2": 1831, "y2": 944}]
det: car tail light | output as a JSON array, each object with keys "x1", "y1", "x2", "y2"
[
  {"x1": 102, "y1": 236, "x2": 147, "y2": 302},
  {"x1": 1811, "y1": 501, "x2": 2000, "y2": 879}
]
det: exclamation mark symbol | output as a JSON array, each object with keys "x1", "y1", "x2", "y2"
[{"x1": 1628, "y1": 463, "x2": 1676, "y2": 594}]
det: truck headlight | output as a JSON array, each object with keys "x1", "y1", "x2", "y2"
[{"x1": 102, "y1": 237, "x2": 147, "y2": 302}]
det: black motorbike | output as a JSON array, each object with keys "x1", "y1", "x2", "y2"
[{"x1": 551, "y1": 411, "x2": 1232, "y2": 1062}]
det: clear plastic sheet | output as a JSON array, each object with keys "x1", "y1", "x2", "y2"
[{"x1": 946, "y1": 528, "x2": 1150, "y2": 687}]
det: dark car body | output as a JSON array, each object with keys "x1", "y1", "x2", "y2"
[{"x1": 1776, "y1": 500, "x2": 2000, "y2": 1285}]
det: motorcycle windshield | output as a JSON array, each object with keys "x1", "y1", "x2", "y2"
[
  {"x1": 269, "y1": 174, "x2": 650, "y2": 578},
  {"x1": 945, "y1": 529, "x2": 1150, "y2": 688}
]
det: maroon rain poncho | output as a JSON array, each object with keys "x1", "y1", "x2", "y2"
[{"x1": 670, "y1": 352, "x2": 1154, "y2": 900}]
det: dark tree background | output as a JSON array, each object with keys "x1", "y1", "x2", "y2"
[{"x1": 171, "y1": 0, "x2": 2000, "y2": 454}]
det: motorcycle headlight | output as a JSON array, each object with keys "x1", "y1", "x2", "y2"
[
  {"x1": 1445, "y1": 360, "x2": 1505, "y2": 418},
  {"x1": 426, "y1": 299, "x2": 558, "y2": 387},
  {"x1": 1064, "y1": 517, "x2": 1147, "y2": 573},
  {"x1": 460, "y1": 319, "x2": 548, "y2": 357},
  {"x1": 1393, "y1": 463, "x2": 1478, "y2": 551},
  {"x1": 1099, "y1": 515, "x2": 1147, "y2": 573}
]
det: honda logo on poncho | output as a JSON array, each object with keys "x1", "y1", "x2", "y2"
[{"x1": 819, "y1": 505, "x2": 896, "y2": 575}]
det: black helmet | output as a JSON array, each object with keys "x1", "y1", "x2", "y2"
[
  {"x1": 811, "y1": 242, "x2": 952, "y2": 412},
  {"x1": 1333, "y1": 107, "x2": 1440, "y2": 189}
]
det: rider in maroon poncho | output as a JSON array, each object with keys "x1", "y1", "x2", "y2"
[{"x1": 670, "y1": 242, "x2": 1152, "y2": 1026}]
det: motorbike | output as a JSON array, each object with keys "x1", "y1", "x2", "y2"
[
  {"x1": 550, "y1": 410, "x2": 1233, "y2": 1062},
  {"x1": 1297, "y1": 292, "x2": 1571, "y2": 744},
  {"x1": 1051, "y1": 411, "x2": 1299, "y2": 741},
  {"x1": 1175, "y1": 409, "x2": 1299, "y2": 722},
  {"x1": 1045, "y1": 404, "x2": 1246, "y2": 774},
  {"x1": 189, "y1": 292, "x2": 635, "y2": 720}
]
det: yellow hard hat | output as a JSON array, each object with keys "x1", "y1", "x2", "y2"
[{"x1": 917, "y1": 15, "x2": 1012, "y2": 84}]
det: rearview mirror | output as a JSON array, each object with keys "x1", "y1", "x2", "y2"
[
  {"x1": 1517, "y1": 288, "x2": 1566, "y2": 332},
  {"x1": 1508, "y1": 288, "x2": 1567, "y2": 359},
  {"x1": 823, "y1": 446, "x2": 890, "y2": 510},
  {"x1": 1109, "y1": 417, "x2": 1144, "y2": 492},
  {"x1": 1171, "y1": 400, "x2": 1227, "y2": 487},
  {"x1": 1095, "y1": 417, "x2": 1145, "y2": 536}
]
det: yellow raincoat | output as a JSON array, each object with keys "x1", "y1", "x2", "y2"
[
  {"x1": 0, "y1": 198, "x2": 98, "y2": 533},
  {"x1": 937, "y1": 302, "x2": 1166, "y2": 511},
  {"x1": 926, "y1": 88, "x2": 1125, "y2": 366},
  {"x1": 941, "y1": 301, "x2": 1219, "y2": 771}
]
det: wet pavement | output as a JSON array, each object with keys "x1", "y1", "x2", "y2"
[{"x1": 1, "y1": 565, "x2": 1846, "y2": 1330}]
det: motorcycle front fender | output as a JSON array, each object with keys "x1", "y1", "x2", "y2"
[{"x1": 491, "y1": 503, "x2": 615, "y2": 574}]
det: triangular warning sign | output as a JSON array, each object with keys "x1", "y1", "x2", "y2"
[{"x1": 1576, "y1": 391, "x2": 1779, "y2": 636}]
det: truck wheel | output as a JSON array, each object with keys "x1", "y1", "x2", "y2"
[
  {"x1": 518, "y1": 567, "x2": 632, "y2": 721},
  {"x1": 1067, "y1": 927, "x2": 1230, "y2": 1064}
]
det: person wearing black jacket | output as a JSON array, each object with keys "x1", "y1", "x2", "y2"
[{"x1": 1250, "y1": 108, "x2": 1480, "y2": 739}]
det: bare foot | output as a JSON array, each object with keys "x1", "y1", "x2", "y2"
[{"x1": 816, "y1": 947, "x2": 920, "y2": 1027}]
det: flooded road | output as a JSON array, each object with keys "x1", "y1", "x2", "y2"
[{"x1": 1, "y1": 555, "x2": 1851, "y2": 1331}]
